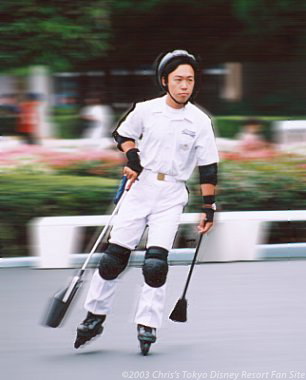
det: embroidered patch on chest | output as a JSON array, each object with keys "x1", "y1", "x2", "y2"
[
  {"x1": 179, "y1": 144, "x2": 190, "y2": 151},
  {"x1": 181, "y1": 129, "x2": 196, "y2": 138}
]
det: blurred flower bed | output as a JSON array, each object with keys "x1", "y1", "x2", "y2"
[
  {"x1": 0, "y1": 145, "x2": 124, "y2": 177},
  {"x1": 181, "y1": 151, "x2": 306, "y2": 249},
  {"x1": 0, "y1": 173, "x2": 119, "y2": 257},
  {"x1": 0, "y1": 145, "x2": 305, "y2": 257},
  {"x1": 186, "y1": 151, "x2": 306, "y2": 212}
]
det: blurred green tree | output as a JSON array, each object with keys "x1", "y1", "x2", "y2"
[
  {"x1": 108, "y1": 0, "x2": 306, "y2": 66},
  {"x1": 0, "y1": 0, "x2": 111, "y2": 72},
  {"x1": 232, "y1": 0, "x2": 306, "y2": 60},
  {"x1": 1, "y1": 0, "x2": 306, "y2": 73}
]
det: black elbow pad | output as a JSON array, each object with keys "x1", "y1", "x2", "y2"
[
  {"x1": 198, "y1": 163, "x2": 218, "y2": 185},
  {"x1": 112, "y1": 131, "x2": 135, "y2": 152}
]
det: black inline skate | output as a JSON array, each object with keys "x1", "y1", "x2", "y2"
[
  {"x1": 137, "y1": 324, "x2": 156, "y2": 356},
  {"x1": 74, "y1": 312, "x2": 106, "y2": 349}
]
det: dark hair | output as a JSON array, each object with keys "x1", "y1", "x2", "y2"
[
  {"x1": 154, "y1": 50, "x2": 202, "y2": 100},
  {"x1": 160, "y1": 57, "x2": 201, "y2": 101},
  {"x1": 161, "y1": 56, "x2": 199, "y2": 84}
]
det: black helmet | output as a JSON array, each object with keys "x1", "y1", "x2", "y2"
[{"x1": 156, "y1": 49, "x2": 200, "y2": 94}]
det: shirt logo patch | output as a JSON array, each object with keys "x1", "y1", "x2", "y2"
[
  {"x1": 181, "y1": 129, "x2": 196, "y2": 138},
  {"x1": 180, "y1": 144, "x2": 190, "y2": 151}
]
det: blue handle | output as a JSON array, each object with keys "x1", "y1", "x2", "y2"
[{"x1": 114, "y1": 176, "x2": 128, "y2": 204}]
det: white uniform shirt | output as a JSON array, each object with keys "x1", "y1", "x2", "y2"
[{"x1": 117, "y1": 95, "x2": 219, "y2": 181}]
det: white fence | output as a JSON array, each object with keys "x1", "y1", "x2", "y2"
[
  {"x1": 274, "y1": 120, "x2": 306, "y2": 145},
  {"x1": 29, "y1": 210, "x2": 306, "y2": 269}
]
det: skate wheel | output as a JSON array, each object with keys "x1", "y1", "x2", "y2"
[
  {"x1": 140, "y1": 341, "x2": 151, "y2": 356},
  {"x1": 74, "y1": 326, "x2": 103, "y2": 349}
]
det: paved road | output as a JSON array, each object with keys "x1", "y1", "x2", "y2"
[{"x1": 1, "y1": 261, "x2": 306, "y2": 380}]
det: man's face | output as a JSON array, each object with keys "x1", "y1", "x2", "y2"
[{"x1": 162, "y1": 64, "x2": 195, "y2": 105}]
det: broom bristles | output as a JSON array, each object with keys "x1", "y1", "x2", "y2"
[{"x1": 169, "y1": 298, "x2": 187, "y2": 322}]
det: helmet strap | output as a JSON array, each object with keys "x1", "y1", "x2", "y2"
[
  {"x1": 164, "y1": 82, "x2": 189, "y2": 106},
  {"x1": 168, "y1": 90, "x2": 188, "y2": 106}
]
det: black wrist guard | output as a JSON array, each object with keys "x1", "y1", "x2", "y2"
[
  {"x1": 203, "y1": 195, "x2": 215, "y2": 204},
  {"x1": 202, "y1": 207, "x2": 215, "y2": 222},
  {"x1": 126, "y1": 148, "x2": 143, "y2": 174}
]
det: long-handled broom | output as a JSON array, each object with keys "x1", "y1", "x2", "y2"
[
  {"x1": 42, "y1": 176, "x2": 130, "y2": 328},
  {"x1": 169, "y1": 233, "x2": 204, "y2": 322}
]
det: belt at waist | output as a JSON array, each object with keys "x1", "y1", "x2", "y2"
[{"x1": 143, "y1": 169, "x2": 184, "y2": 183}]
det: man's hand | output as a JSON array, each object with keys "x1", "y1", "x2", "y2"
[
  {"x1": 123, "y1": 166, "x2": 139, "y2": 189},
  {"x1": 197, "y1": 212, "x2": 214, "y2": 234},
  {"x1": 124, "y1": 147, "x2": 143, "y2": 189}
]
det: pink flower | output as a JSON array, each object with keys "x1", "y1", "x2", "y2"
[{"x1": 0, "y1": 145, "x2": 125, "y2": 173}]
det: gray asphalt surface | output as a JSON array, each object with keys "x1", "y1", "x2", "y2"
[{"x1": 1, "y1": 261, "x2": 306, "y2": 380}]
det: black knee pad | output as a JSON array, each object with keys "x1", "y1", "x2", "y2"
[
  {"x1": 98, "y1": 243, "x2": 131, "y2": 280},
  {"x1": 142, "y1": 246, "x2": 169, "y2": 288}
]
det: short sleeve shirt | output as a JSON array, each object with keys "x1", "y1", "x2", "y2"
[{"x1": 116, "y1": 95, "x2": 219, "y2": 181}]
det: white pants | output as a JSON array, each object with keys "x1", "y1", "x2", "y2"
[{"x1": 84, "y1": 169, "x2": 188, "y2": 328}]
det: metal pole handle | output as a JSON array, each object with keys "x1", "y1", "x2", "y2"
[
  {"x1": 181, "y1": 233, "x2": 204, "y2": 299},
  {"x1": 79, "y1": 177, "x2": 131, "y2": 273}
]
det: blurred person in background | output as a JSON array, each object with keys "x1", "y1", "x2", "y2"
[
  {"x1": 80, "y1": 92, "x2": 113, "y2": 139},
  {"x1": 74, "y1": 50, "x2": 219, "y2": 351},
  {"x1": 17, "y1": 93, "x2": 41, "y2": 144},
  {"x1": 236, "y1": 118, "x2": 274, "y2": 152}
]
